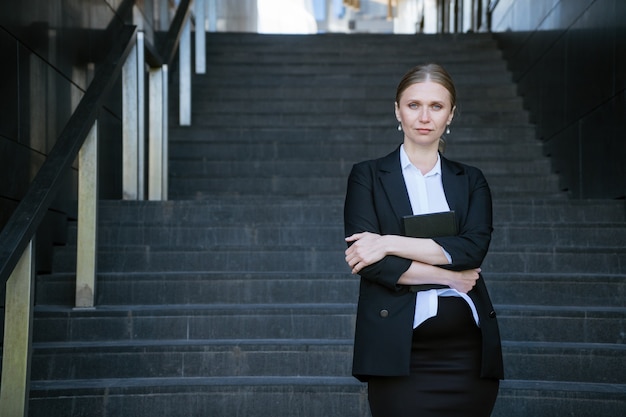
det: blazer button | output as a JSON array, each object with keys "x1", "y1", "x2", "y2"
[
  {"x1": 380, "y1": 309, "x2": 389, "y2": 318},
  {"x1": 489, "y1": 310, "x2": 497, "y2": 318}
]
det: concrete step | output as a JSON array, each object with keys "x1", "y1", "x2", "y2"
[
  {"x1": 28, "y1": 376, "x2": 370, "y2": 417},
  {"x1": 502, "y1": 341, "x2": 626, "y2": 384},
  {"x1": 202, "y1": 31, "x2": 497, "y2": 48},
  {"x1": 192, "y1": 96, "x2": 526, "y2": 114},
  {"x1": 491, "y1": 224, "x2": 626, "y2": 248},
  {"x1": 36, "y1": 270, "x2": 626, "y2": 309},
  {"x1": 168, "y1": 126, "x2": 537, "y2": 143},
  {"x1": 33, "y1": 304, "x2": 357, "y2": 343},
  {"x1": 168, "y1": 141, "x2": 544, "y2": 162},
  {"x1": 167, "y1": 174, "x2": 560, "y2": 198},
  {"x1": 30, "y1": 339, "x2": 355, "y2": 380},
  {"x1": 30, "y1": 339, "x2": 624, "y2": 384},
  {"x1": 493, "y1": 380, "x2": 626, "y2": 417},
  {"x1": 195, "y1": 69, "x2": 513, "y2": 86},
  {"x1": 486, "y1": 272, "x2": 626, "y2": 307},
  {"x1": 26, "y1": 376, "x2": 626, "y2": 417},
  {"x1": 32, "y1": 303, "x2": 625, "y2": 345},
  {"x1": 36, "y1": 272, "x2": 359, "y2": 306},
  {"x1": 50, "y1": 245, "x2": 626, "y2": 275},
  {"x1": 496, "y1": 304, "x2": 626, "y2": 344},
  {"x1": 168, "y1": 158, "x2": 552, "y2": 179},
  {"x1": 184, "y1": 111, "x2": 530, "y2": 127},
  {"x1": 187, "y1": 83, "x2": 520, "y2": 100},
  {"x1": 66, "y1": 220, "x2": 626, "y2": 248},
  {"x1": 64, "y1": 219, "x2": 626, "y2": 253},
  {"x1": 482, "y1": 247, "x2": 626, "y2": 274},
  {"x1": 91, "y1": 199, "x2": 626, "y2": 225},
  {"x1": 201, "y1": 52, "x2": 506, "y2": 66}
]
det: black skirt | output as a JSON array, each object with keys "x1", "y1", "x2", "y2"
[{"x1": 367, "y1": 296, "x2": 499, "y2": 417}]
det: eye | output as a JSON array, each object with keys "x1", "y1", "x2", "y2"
[
  {"x1": 408, "y1": 102, "x2": 419, "y2": 109},
  {"x1": 431, "y1": 103, "x2": 443, "y2": 110}
]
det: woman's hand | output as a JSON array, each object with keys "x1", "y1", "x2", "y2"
[
  {"x1": 345, "y1": 232, "x2": 388, "y2": 274},
  {"x1": 448, "y1": 268, "x2": 481, "y2": 293}
]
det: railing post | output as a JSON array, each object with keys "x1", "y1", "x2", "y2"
[
  {"x1": 122, "y1": 31, "x2": 146, "y2": 199},
  {"x1": 0, "y1": 240, "x2": 35, "y2": 417},
  {"x1": 75, "y1": 121, "x2": 99, "y2": 308},
  {"x1": 148, "y1": 64, "x2": 169, "y2": 201},
  {"x1": 179, "y1": 14, "x2": 192, "y2": 126},
  {"x1": 195, "y1": 0, "x2": 206, "y2": 74},
  {"x1": 207, "y1": 0, "x2": 217, "y2": 32}
]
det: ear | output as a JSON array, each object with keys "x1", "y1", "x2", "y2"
[
  {"x1": 447, "y1": 105, "x2": 456, "y2": 124},
  {"x1": 394, "y1": 102, "x2": 400, "y2": 121}
]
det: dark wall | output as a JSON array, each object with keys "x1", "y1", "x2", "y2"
[
  {"x1": 490, "y1": 0, "x2": 626, "y2": 198},
  {"x1": 0, "y1": 0, "x2": 163, "y2": 271}
]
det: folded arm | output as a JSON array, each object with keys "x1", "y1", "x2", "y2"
[{"x1": 344, "y1": 231, "x2": 479, "y2": 293}]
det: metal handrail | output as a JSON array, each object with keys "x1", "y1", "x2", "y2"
[
  {"x1": 162, "y1": 0, "x2": 193, "y2": 66},
  {"x1": 0, "y1": 25, "x2": 137, "y2": 287},
  {"x1": 0, "y1": 0, "x2": 198, "y2": 414},
  {"x1": 0, "y1": 0, "x2": 194, "y2": 291}
]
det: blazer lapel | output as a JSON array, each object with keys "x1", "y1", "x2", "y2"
[{"x1": 378, "y1": 147, "x2": 413, "y2": 220}]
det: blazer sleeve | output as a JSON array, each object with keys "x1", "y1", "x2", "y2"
[
  {"x1": 433, "y1": 165, "x2": 493, "y2": 270},
  {"x1": 344, "y1": 161, "x2": 412, "y2": 291}
]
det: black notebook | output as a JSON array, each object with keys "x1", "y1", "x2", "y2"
[
  {"x1": 403, "y1": 211, "x2": 457, "y2": 292},
  {"x1": 402, "y1": 210, "x2": 457, "y2": 238}
]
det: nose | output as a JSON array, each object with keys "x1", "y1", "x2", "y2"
[{"x1": 418, "y1": 107, "x2": 430, "y2": 122}]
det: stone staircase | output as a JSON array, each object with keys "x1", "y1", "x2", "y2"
[{"x1": 28, "y1": 33, "x2": 626, "y2": 416}]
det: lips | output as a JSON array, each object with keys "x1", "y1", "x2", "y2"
[{"x1": 416, "y1": 128, "x2": 431, "y2": 134}]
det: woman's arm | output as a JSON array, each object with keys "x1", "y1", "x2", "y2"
[
  {"x1": 344, "y1": 162, "x2": 413, "y2": 290},
  {"x1": 397, "y1": 261, "x2": 481, "y2": 294},
  {"x1": 345, "y1": 232, "x2": 449, "y2": 275},
  {"x1": 344, "y1": 231, "x2": 480, "y2": 293}
]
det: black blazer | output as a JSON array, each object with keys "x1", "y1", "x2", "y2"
[{"x1": 344, "y1": 145, "x2": 504, "y2": 382}]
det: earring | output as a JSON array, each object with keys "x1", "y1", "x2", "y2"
[
  {"x1": 446, "y1": 125, "x2": 451, "y2": 135},
  {"x1": 397, "y1": 123, "x2": 402, "y2": 131}
]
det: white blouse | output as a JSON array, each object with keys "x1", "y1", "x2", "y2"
[{"x1": 399, "y1": 145, "x2": 480, "y2": 328}]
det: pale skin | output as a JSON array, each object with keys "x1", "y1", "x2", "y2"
[{"x1": 344, "y1": 80, "x2": 481, "y2": 294}]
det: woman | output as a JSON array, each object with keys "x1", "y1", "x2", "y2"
[{"x1": 343, "y1": 63, "x2": 504, "y2": 417}]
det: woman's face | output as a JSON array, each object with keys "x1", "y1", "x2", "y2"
[{"x1": 395, "y1": 81, "x2": 455, "y2": 150}]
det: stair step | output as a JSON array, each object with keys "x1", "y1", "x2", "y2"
[
  {"x1": 168, "y1": 141, "x2": 543, "y2": 160},
  {"x1": 187, "y1": 84, "x2": 520, "y2": 99},
  {"x1": 491, "y1": 224, "x2": 626, "y2": 247},
  {"x1": 486, "y1": 272, "x2": 626, "y2": 307},
  {"x1": 168, "y1": 126, "x2": 537, "y2": 142},
  {"x1": 27, "y1": 377, "x2": 626, "y2": 417},
  {"x1": 91, "y1": 199, "x2": 626, "y2": 225},
  {"x1": 168, "y1": 159, "x2": 553, "y2": 178},
  {"x1": 483, "y1": 248, "x2": 626, "y2": 274},
  {"x1": 184, "y1": 112, "x2": 529, "y2": 127},
  {"x1": 37, "y1": 271, "x2": 626, "y2": 308},
  {"x1": 29, "y1": 376, "x2": 369, "y2": 417},
  {"x1": 50, "y1": 245, "x2": 626, "y2": 275},
  {"x1": 65, "y1": 220, "x2": 626, "y2": 252},
  {"x1": 496, "y1": 304, "x2": 626, "y2": 344},
  {"x1": 167, "y1": 175, "x2": 560, "y2": 198},
  {"x1": 30, "y1": 339, "x2": 624, "y2": 384},
  {"x1": 502, "y1": 341, "x2": 626, "y2": 384},
  {"x1": 31, "y1": 339, "x2": 355, "y2": 380},
  {"x1": 192, "y1": 98, "x2": 525, "y2": 115},
  {"x1": 32, "y1": 303, "x2": 625, "y2": 345},
  {"x1": 36, "y1": 272, "x2": 359, "y2": 306},
  {"x1": 494, "y1": 380, "x2": 626, "y2": 417},
  {"x1": 196, "y1": 70, "x2": 513, "y2": 86},
  {"x1": 33, "y1": 304, "x2": 357, "y2": 343},
  {"x1": 36, "y1": 271, "x2": 626, "y2": 308}
]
